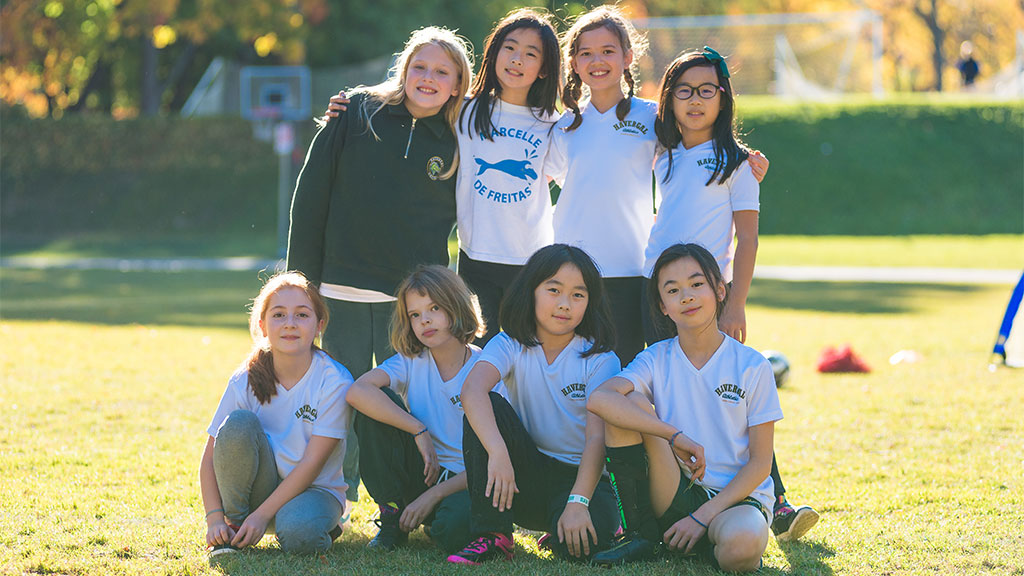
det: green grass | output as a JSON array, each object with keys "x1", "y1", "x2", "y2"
[{"x1": 2, "y1": 267, "x2": 1022, "y2": 575}]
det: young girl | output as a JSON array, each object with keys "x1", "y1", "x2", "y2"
[
  {"x1": 325, "y1": 9, "x2": 563, "y2": 345},
  {"x1": 200, "y1": 272, "x2": 353, "y2": 555},
  {"x1": 287, "y1": 27, "x2": 473, "y2": 501},
  {"x1": 547, "y1": 9, "x2": 769, "y2": 365},
  {"x1": 641, "y1": 47, "x2": 818, "y2": 542},
  {"x1": 446, "y1": 244, "x2": 622, "y2": 565},
  {"x1": 345, "y1": 265, "x2": 498, "y2": 553},
  {"x1": 587, "y1": 243, "x2": 782, "y2": 571}
]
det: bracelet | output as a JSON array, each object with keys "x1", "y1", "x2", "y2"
[
  {"x1": 205, "y1": 508, "x2": 224, "y2": 519},
  {"x1": 413, "y1": 427, "x2": 428, "y2": 437},
  {"x1": 688, "y1": 513, "x2": 708, "y2": 530},
  {"x1": 566, "y1": 494, "x2": 590, "y2": 508},
  {"x1": 669, "y1": 429, "x2": 686, "y2": 447}
]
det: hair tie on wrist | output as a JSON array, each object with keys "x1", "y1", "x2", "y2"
[
  {"x1": 669, "y1": 429, "x2": 686, "y2": 447},
  {"x1": 205, "y1": 508, "x2": 224, "y2": 519},
  {"x1": 688, "y1": 513, "x2": 708, "y2": 529},
  {"x1": 414, "y1": 427, "x2": 428, "y2": 437}
]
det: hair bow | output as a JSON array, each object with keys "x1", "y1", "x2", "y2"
[{"x1": 702, "y1": 46, "x2": 730, "y2": 79}]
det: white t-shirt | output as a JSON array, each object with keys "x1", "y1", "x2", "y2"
[
  {"x1": 548, "y1": 98, "x2": 658, "y2": 278},
  {"x1": 644, "y1": 141, "x2": 759, "y2": 281},
  {"x1": 207, "y1": 350, "x2": 354, "y2": 505},
  {"x1": 378, "y1": 346, "x2": 506, "y2": 474},
  {"x1": 479, "y1": 332, "x2": 621, "y2": 465},
  {"x1": 618, "y1": 336, "x2": 782, "y2": 512},
  {"x1": 456, "y1": 98, "x2": 558, "y2": 265}
]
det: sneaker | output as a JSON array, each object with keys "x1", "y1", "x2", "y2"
[
  {"x1": 209, "y1": 543, "x2": 239, "y2": 557},
  {"x1": 536, "y1": 533, "x2": 554, "y2": 551},
  {"x1": 772, "y1": 499, "x2": 820, "y2": 542},
  {"x1": 590, "y1": 531, "x2": 657, "y2": 566},
  {"x1": 446, "y1": 533, "x2": 514, "y2": 565},
  {"x1": 367, "y1": 504, "x2": 407, "y2": 550}
]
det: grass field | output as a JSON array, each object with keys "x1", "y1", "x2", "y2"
[{"x1": 2, "y1": 265, "x2": 1022, "y2": 575}]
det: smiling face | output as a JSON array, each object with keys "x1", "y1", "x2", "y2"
[
  {"x1": 671, "y1": 65, "x2": 721, "y2": 147},
  {"x1": 533, "y1": 263, "x2": 589, "y2": 342},
  {"x1": 403, "y1": 42, "x2": 462, "y2": 118},
  {"x1": 494, "y1": 27, "x2": 545, "y2": 105},
  {"x1": 571, "y1": 25, "x2": 631, "y2": 97},
  {"x1": 260, "y1": 286, "x2": 323, "y2": 356},
  {"x1": 405, "y1": 289, "x2": 456, "y2": 350},
  {"x1": 657, "y1": 256, "x2": 726, "y2": 333}
]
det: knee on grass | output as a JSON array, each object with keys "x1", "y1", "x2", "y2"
[
  {"x1": 713, "y1": 522, "x2": 768, "y2": 572},
  {"x1": 275, "y1": 519, "x2": 332, "y2": 554}
]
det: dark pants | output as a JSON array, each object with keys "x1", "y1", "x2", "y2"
[
  {"x1": 640, "y1": 278, "x2": 787, "y2": 500},
  {"x1": 604, "y1": 276, "x2": 645, "y2": 366},
  {"x1": 463, "y1": 392, "x2": 620, "y2": 558},
  {"x1": 322, "y1": 298, "x2": 396, "y2": 502},
  {"x1": 457, "y1": 250, "x2": 523, "y2": 346},
  {"x1": 354, "y1": 387, "x2": 472, "y2": 552}
]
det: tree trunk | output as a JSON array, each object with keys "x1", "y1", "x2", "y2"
[
  {"x1": 141, "y1": 33, "x2": 160, "y2": 116},
  {"x1": 914, "y1": 0, "x2": 945, "y2": 92}
]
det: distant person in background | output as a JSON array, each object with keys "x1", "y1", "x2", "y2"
[{"x1": 956, "y1": 41, "x2": 980, "y2": 89}]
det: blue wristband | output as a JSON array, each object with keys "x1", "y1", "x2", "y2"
[
  {"x1": 688, "y1": 513, "x2": 708, "y2": 529},
  {"x1": 669, "y1": 429, "x2": 686, "y2": 447}
]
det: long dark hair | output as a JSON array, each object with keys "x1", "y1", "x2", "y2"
[
  {"x1": 561, "y1": 5, "x2": 647, "y2": 131},
  {"x1": 647, "y1": 243, "x2": 728, "y2": 335},
  {"x1": 460, "y1": 8, "x2": 561, "y2": 141},
  {"x1": 654, "y1": 50, "x2": 749, "y2": 185},
  {"x1": 500, "y1": 244, "x2": 615, "y2": 357}
]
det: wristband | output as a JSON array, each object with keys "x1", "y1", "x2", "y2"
[
  {"x1": 669, "y1": 429, "x2": 686, "y2": 447},
  {"x1": 566, "y1": 494, "x2": 590, "y2": 507},
  {"x1": 205, "y1": 508, "x2": 224, "y2": 519},
  {"x1": 688, "y1": 513, "x2": 708, "y2": 529},
  {"x1": 413, "y1": 427, "x2": 428, "y2": 437}
]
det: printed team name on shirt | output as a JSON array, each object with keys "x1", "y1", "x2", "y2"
[
  {"x1": 560, "y1": 382, "x2": 586, "y2": 401},
  {"x1": 697, "y1": 156, "x2": 724, "y2": 172},
  {"x1": 473, "y1": 126, "x2": 544, "y2": 204},
  {"x1": 612, "y1": 119, "x2": 649, "y2": 135},
  {"x1": 295, "y1": 404, "x2": 318, "y2": 423},
  {"x1": 448, "y1": 393, "x2": 463, "y2": 410},
  {"x1": 714, "y1": 383, "x2": 747, "y2": 405}
]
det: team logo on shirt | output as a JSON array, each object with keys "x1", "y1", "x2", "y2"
[
  {"x1": 426, "y1": 156, "x2": 445, "y2": 181},
  {"x1": 714, "y1": 383, "x2": 746, "y2": 405},
  {"x1": 612, "y1": 119, "x2": 648, "y2": 135},
  {"x1": 473, "y1": 148, "x2": 539, "y2": 204},
  {"x1": 449, "y1": 394, "x2": 463, "y2": 410},
  {"x1": 697, "y1": 156, "x2": 724, "y2": 172},
  {"x1": 560, "y1": 382, "x2": 586, "y2": 401},
  {"x1": 295, "y1": 404, "x2": 318, "y2": 423}
]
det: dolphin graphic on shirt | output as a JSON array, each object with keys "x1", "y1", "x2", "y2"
[{"x1": 474, "y1": 157, "x2": 537, "y2": 181}]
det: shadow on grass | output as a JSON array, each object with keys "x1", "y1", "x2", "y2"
[
  {"x1": 750, "y1": 279, "x2": 983, "y2": 315},
  {"x1": 0, "y1": 268, "x2": 265, "y2": 328},
  {"x1": 772, "y1": 539, "x2": 837, "y2": 575}
]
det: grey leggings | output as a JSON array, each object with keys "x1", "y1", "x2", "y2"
[{"x1": 213, "y1": 410, "x2": 344, "y2": 553}]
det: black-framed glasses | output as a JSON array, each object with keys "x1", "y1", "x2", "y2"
[{"x1": 672, "y1": 82, "x2": 723, "y2": 100}]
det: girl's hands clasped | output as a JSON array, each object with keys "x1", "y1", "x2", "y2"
[{"x1": 485, "y1": 448, "x2": 519, "y2": 512}]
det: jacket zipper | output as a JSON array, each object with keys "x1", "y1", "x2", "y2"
[{"x1": 404, "y1": 118, "x2": 417, "y2": 159}]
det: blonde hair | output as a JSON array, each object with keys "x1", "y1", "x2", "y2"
[
  {"x1": 243, "y1": 271, "x2": 329, "y2": 404},
  {"x1": 359, "y1": 27, "x2": 474, "y2": 180},
  {"x1": 390, "y1": 265, "x2": 485, "y2": 357},
  {"x1": 561, "y1": 5, "x2": 648, "y2": 131}
]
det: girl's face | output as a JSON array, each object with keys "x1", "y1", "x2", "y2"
[
  {"x1": 260, "y1": 286, "x2": 323, "y2": 356},
  {"x1": 533, "y1": 263, "x2": 589, "y2": 342},
  {"x1": 404, "y1": 43, "x2": 462, "y2": 118},
  {"x1": 571, "y1": 26, "x2": 631, "y2": 95},
  {"x1": 671, "y1": 65, "x2": 721, "y2": 144},
  {"x1": 657, "y1": 256, "x2": 725, "y2": 332},
  {"x1": 495, "y1": 27, "x2": 545, "y2": 100},
  {"x1": 405, "y1": 289, "x2": 456, "y2": 350}
]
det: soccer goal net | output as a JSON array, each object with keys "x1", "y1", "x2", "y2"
[{"x1": 633, "y1": 11, "x2": 884, "y2": 99}]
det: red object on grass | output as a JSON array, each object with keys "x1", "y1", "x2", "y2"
[{"x1": 816, "y1": 344, "x2": 871, "y2": 373}]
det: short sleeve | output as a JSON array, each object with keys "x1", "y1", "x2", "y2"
[
  {"x1": 729, "y1": 161, "x2": 760, "y2": 213},
  {"x1": 377, "y1": 352, "x2": 412, "y2": 398},
  {"x1": 478, "y1": 332, "x2": 518, "y2": 381},
  {"x1": 585, "y1": 351, "x2": 622, "y2": 399},
  {"x1": 618, "y1": 347, "x2": 658, "y2": 402},
  {"x1": 745, "y1": 360, "x2": 783, "y2": 427},
  {"x1": 545, "y1": 115, "x2": 571, "y2": 186},
  {"x1": 312, "y1": 360, "x2": 355, "y2": 439},
  {"x1": 206, "y1": 370, "x2": 253, "y2": 437}
]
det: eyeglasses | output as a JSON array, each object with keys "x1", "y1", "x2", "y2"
[{"x1": 672, "y1": 82, "x2": 723, "y2": 100}]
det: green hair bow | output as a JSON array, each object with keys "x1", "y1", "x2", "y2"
[{"x1": 702, "y1": 46, "x2": 730, "y2": 79}]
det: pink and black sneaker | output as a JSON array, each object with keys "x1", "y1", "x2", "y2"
[{"x1": 446, "y1": 532, "x2": 514, "y2": 565}]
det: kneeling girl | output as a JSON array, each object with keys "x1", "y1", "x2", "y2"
[{"x1": 587, "y1": 243, "x2": 782, "y2": 572}]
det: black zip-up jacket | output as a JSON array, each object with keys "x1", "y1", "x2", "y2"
[{"x1": 287, "y1": 92, "x2": 457, "y2": 295}]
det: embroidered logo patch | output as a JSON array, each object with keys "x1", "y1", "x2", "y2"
[{"x1": 427, "y1": 156, "x2": 444, "y2": 180}]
